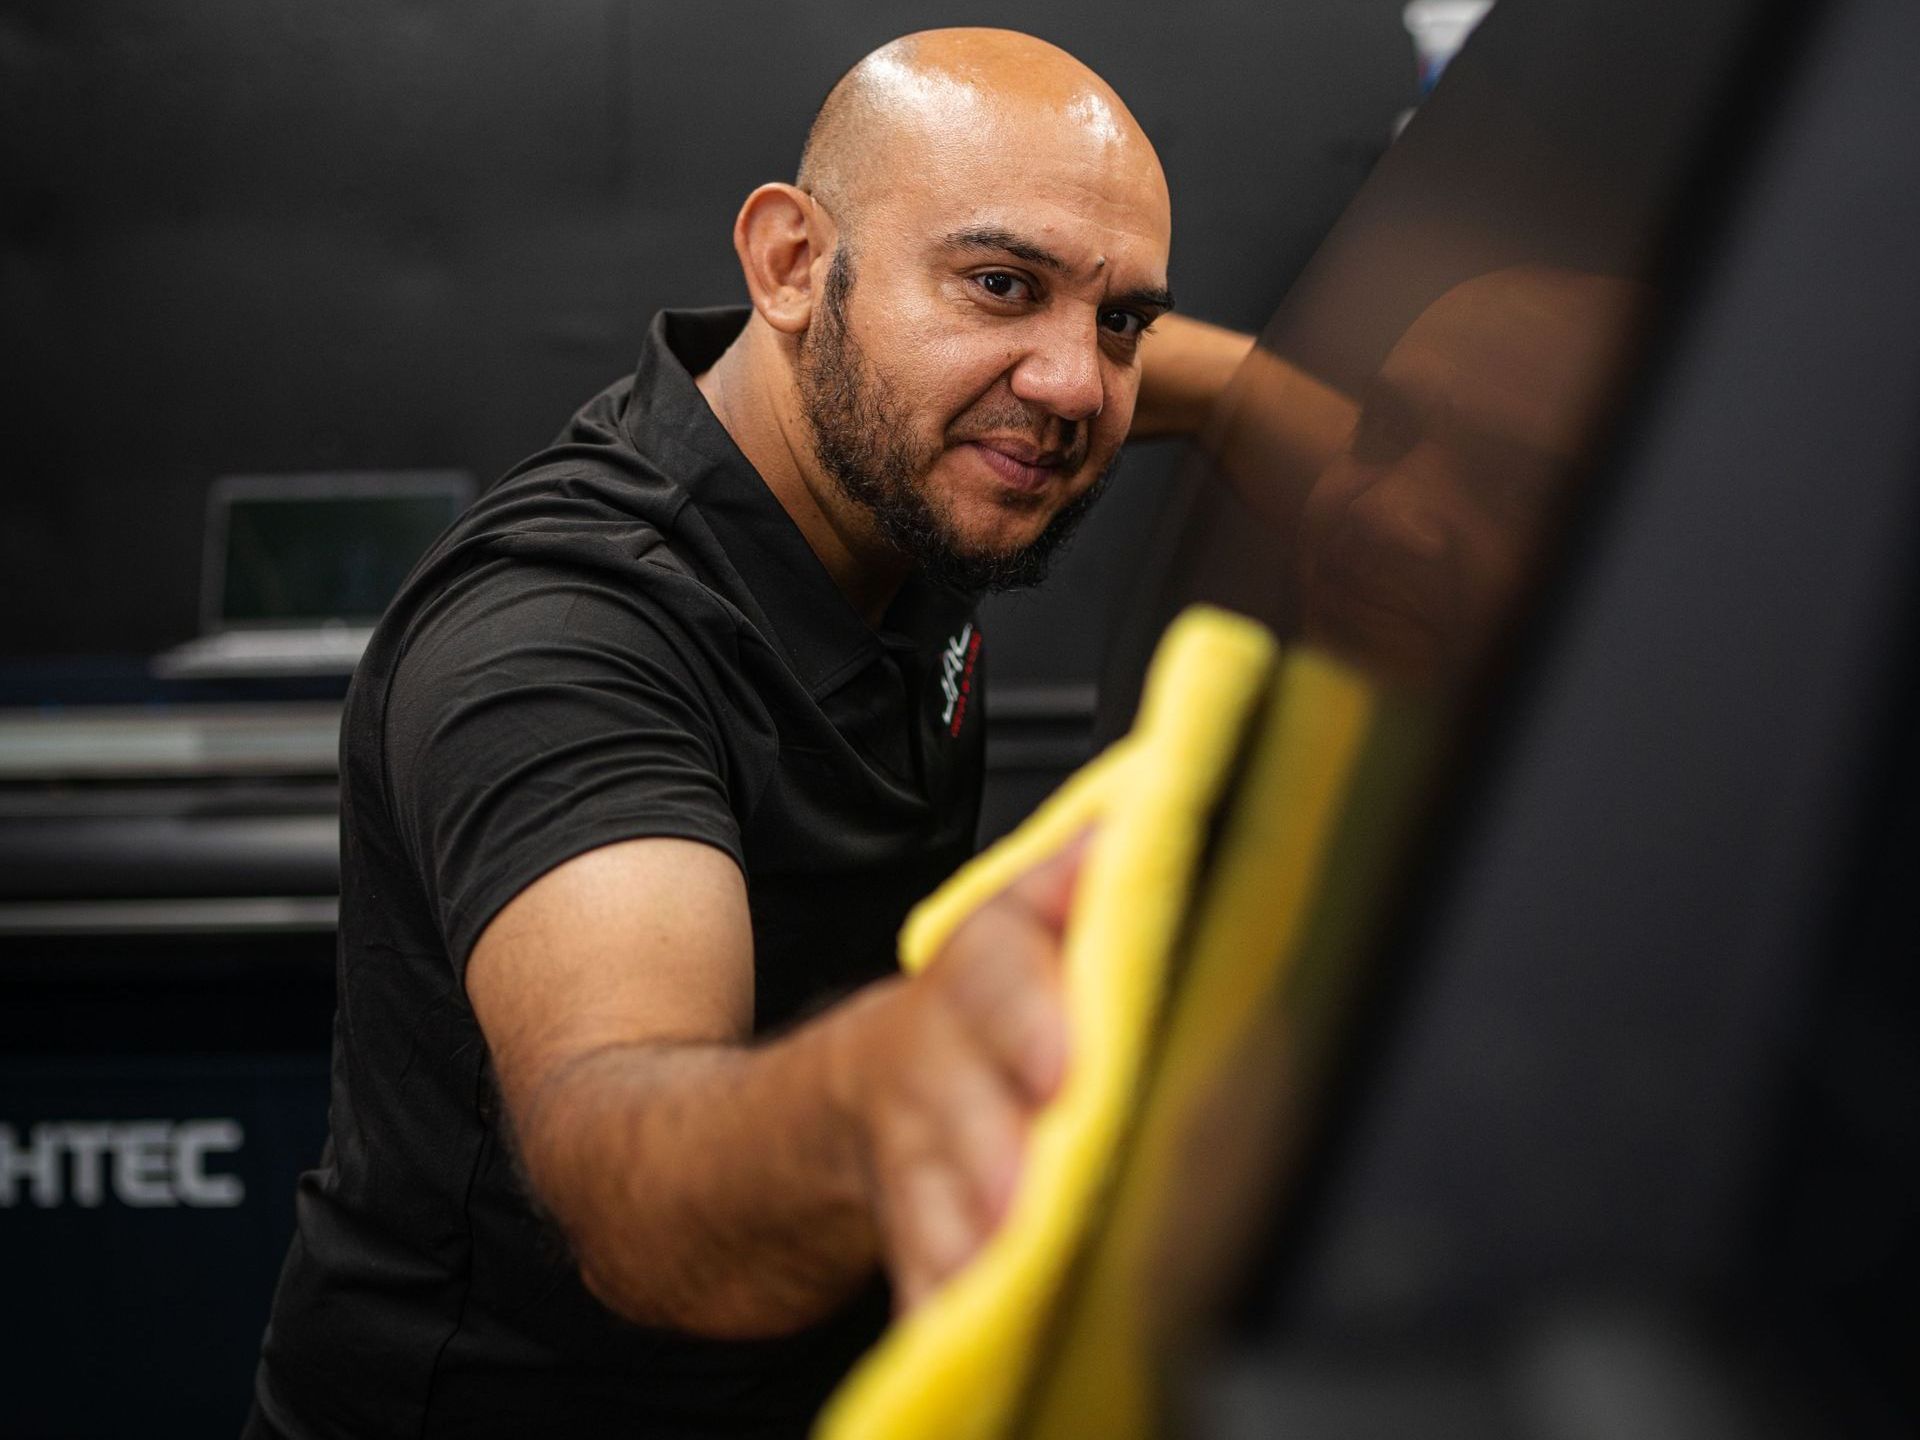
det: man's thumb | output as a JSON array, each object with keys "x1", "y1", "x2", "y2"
[{"x1": 1002, "y1": 828, "x2": 1092, "y2": 936}]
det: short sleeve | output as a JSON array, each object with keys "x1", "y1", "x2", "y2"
[{"x1": 381, "y1": 559, "x2": 750, "y2": 973}]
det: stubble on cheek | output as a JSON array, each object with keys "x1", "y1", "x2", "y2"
[{"x1": 798, "y1": 259, "x2": 1118, "y2": 590}]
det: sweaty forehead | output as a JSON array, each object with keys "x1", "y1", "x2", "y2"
[{"x1": 883, "y1": 99, "x2": 1168, "y2": 267}]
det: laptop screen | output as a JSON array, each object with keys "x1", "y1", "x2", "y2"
[{"x1": 209, "y1": 473, "x2": 471, "y2": 630}]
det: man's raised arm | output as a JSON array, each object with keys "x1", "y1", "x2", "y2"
[
  {"x1": 466, "y1": 833, "x2": 1081, "y2": 1338},
  {"x1": 1131, "y1": 313, "x2": 1258, "y2": 438},
  {"x1": 1133, "y1": 312, "x2": 1360, "y2": 526}
]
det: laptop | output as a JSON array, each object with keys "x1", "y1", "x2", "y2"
[{"x1": 152, "y1": 471, "x2": 473, "y2": 680}]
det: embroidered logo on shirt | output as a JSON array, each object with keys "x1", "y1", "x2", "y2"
[{"x1": 938, "y1": 623, "x2": 982, "y2": 738}]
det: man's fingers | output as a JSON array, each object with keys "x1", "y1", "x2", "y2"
[
  {"x1": 932, "y1": 832, "x2": 1090, "y2": 1103},
  {"x1": 868, "y1": 831, "x2": 1096, "y2": 1308},
  {"x1": 879, "y1": 1039, "x2": 1052, "y2": 1313},
  {"x1": 885, "y1": 1158, "x2": 986, "y2": 1313},
  {"x1": 999, "y1": 830, "x2": 1090, "y2": 935},
  {"x1": 933, "y1": 1057, "x2": 1030, "y2": 1229},
  {"x1": 884, "y1": 1076, "x2": 1028, "y2": 1311},
  {"x1": 939, "y1": 903, "x2": 1069, "y2": 1103}
]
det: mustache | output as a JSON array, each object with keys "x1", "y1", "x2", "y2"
[{"x1": 946, "y1": 404, "x2": 1090, "y2": 472}]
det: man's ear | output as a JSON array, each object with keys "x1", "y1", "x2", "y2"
[{"x1": 732, "y1": 183, "x2": 837, "y2": 336}]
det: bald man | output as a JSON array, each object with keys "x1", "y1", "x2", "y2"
[{"x1": 246, "y1": 30, "x2": 1243, "y2": 1439}]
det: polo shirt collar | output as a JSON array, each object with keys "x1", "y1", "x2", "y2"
[{"x1": 620, "y1": 307, "x2": 972, "y2": 701}]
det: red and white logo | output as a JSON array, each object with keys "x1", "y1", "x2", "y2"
[{"x1": 938, "y1": 623, "x2": 982, "y2": 738}]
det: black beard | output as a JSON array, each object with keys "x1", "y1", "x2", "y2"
[{"x1": 796, "y1": 249, "x2": 1115, "y2": 594}]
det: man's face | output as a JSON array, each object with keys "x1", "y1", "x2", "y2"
[
  {"x1": 1293, "y1": 271, "x2": 1637, "y2": 688},
  {"x1": 795, "y1": 94, "x2": 1172, "y2": 591}
]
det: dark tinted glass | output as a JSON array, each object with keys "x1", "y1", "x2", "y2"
[
  {"x1": 1102, "y1": 0, "x2": 1765, "y2": 723},
  {"x1": 1063, "y1": 0, "x2": 1835, "y2": 1429}
]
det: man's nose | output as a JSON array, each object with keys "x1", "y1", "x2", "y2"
[{"x1": 1008, "y1": 313, "x2": 1105, "y2": 424}]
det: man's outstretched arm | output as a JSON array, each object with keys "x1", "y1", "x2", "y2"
[
  {"x1": 466, "y1": 834, "x2": 1079, "y2": 1338},
  {"x1": 1132, "y1": 312, "x2": 1360, "y2": 526},
  {"x1": 1131, "y1": 313, "x2": 1257, "y2": 438}
]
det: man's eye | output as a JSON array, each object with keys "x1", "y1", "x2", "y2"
[
  {"x1": 974, "y1": 272, "x2": 1032, "y2": 303},
  {"x1": 1098, "y1": 307, "x2": 1149, "y2": 341}
]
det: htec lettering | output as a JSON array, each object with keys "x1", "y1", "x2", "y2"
[{"x1": 0, "y1": 1118, "x2": 245, "y2": 1208}]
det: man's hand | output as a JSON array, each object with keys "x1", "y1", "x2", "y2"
[
  {"x1": 467, "y1": 833, "x2": 1085, "y2": 1337},
  {"x1": 829, "y1": 837, "x2": 1083, "y2": 1311}
]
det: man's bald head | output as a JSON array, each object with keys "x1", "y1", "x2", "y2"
[{"x1": 796, "y1": 28, "x2": 1166, "y2": 241}]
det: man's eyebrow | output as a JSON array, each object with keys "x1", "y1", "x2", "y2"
[
  {"x1": 941, "y1": 225, "x2": 1071, "y2": 272},
  {"x1": 940, "y1": 225, "x2": 1175, "y2": 313},
  {"x1": 1109, "y1": 283, "x2": 1176, "y2": 314}
]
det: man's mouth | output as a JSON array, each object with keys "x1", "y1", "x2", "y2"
[{"x1": 960, "y1": 438, "x2": 1072, "y2": 495}]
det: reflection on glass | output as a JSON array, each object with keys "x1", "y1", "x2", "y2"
[
  {"x1": 1106, "y1": 273, "x2": 1651, "y2": 720},
  {"x1": 1061, "y1": 0, "x2": 1776, "y2": 1428},
  {"x1": 1259, "y1": 266, "x2": 1647, "y2": 690},
  {"x1": 1034, "y1": 268, "x2": 1654, "y2": 1433}
]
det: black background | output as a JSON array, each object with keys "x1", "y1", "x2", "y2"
[{"x1": 0, "y1": 0, "x2": 1414, "y2": 688}]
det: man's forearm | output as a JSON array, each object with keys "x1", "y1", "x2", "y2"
[
  {"x1": 476, "y1": 836, "x2": 1076, "y2": 1338},
  {"x1": 1131, "y1": 313, "x2": 1258, "y2": 438},
  {"x1": 514, "y1": 985, "x2": 890, "y2": 1339}
]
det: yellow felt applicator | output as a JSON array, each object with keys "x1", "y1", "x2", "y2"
[
  {"x1": 818, "y1": 604, "x2": 1371, "y2": 1440},
  {"x1": 1013, "y1": 639, "x2": 1387, "y2": 1439}
]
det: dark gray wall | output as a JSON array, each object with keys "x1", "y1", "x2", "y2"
[{"x1": 0, "y1": 0, "x2": 1414, "y2": 679}]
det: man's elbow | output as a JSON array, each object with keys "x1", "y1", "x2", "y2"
[
  {"x1": 574, "y1": 1247, "x2": 849, "y2": 1340},
  {"x1": 517, "y1": 1124, "x2": 833, "y2": 1338}
]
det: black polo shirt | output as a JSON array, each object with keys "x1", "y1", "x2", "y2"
[{"x1": 250, "y1": 308, "x2": 986, "y2": 1439}]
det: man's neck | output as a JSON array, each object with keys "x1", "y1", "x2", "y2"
[{"x1": 694, "y1": 319, "x2": 910, "y2": 626}]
